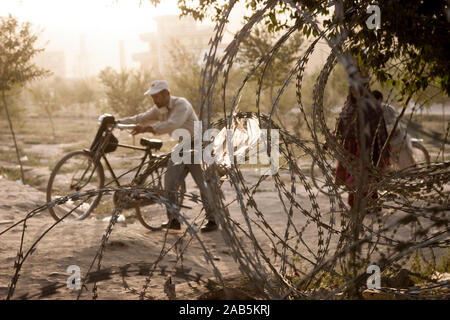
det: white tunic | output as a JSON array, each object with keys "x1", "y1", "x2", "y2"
[{"x1": 118, "y1": 96, "x2": 198, "y2": 136}]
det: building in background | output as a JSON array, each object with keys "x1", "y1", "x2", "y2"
[
  {"x1": 34, "y1": 51, "x2": 66, "y2": 78},
  {"x1": 133, "y1": 15, "x2": 220, "y2": 74},
  {"x1": 73, "y1": 35, "x2": 92, "y2": 78},
  {"x1": 119, "y1": 40, "x2": 126, "y2": 70}
]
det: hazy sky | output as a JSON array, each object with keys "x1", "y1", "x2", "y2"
[
  {"x1": 1, "y1": 1, "x2": 325, "y2": 78},
  {"x1": 1, "y1": 0, "x2": 207, "y2": 77}
]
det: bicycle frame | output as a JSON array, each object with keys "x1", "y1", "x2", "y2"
[
  {"x1": 100, "y1": 142, "x2": 154, "y2": 188},
  {"x1": 47, "y1": 115, "x2": 173, "y2": 225},
  {"x1": 88, "y1": 115, "x2": 160, "y2": 189}
]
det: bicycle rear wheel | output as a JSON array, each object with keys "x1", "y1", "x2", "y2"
[{"x1": 47, "y1": 150, "x2": 105, "y2": 221}]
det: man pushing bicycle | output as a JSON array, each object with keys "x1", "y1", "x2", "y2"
[{"x1": 117, "y1": 80, "x2": 218, "y2": 232}]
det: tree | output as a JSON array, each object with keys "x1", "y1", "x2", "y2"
[
  {"x1": 177, "y1": 0, "x2": 450, "y2": 97},
  {"x1": 29, "y1": 81, "x2": 60, "y2": 138},
  {"x1": 98, "y1": 67, "x2": 153, "y2": 117},
  {"x1": 237, "y1": 25, "x2": 303, "y2": 111},
  {"x1": 167, "y1": 38, "x2": 276, "y2": 123},
  {"x1": 166, "y1": 39, "x2": 204, "y2": 114},
  {"x1": 0, "y1": 86, "x2": 26, "y2": 120},
  {"x1": 51, "y1": 77, "x2": 77, "y2": 109},
  {"x1": 72, "y1": 78, "x2": 99, "y2": 107},
  {"x1": 0, "y1": 15, "x2": 50, "y2": 184}
]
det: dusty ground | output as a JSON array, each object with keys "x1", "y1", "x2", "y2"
[
  {"x1": 0, "y1": 168, "x2": 331, "y2": 300},
  {"x1": 0, "y1": 116, "x2": 448, "y2": 300}
]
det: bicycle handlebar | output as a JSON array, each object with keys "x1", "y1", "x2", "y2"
[
  {"x1": 114, "y1": 123, "x2": 137, "y2": 130},
  {"x1": 98, "y1": 114, "x2": 136, "y2": 130}
]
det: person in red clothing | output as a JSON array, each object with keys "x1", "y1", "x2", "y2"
[{"x1": 334, "y1": 87, "x2": 390, "y2": 209}]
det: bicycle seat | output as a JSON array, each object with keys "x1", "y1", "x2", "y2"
[{"x1": 140, "y1": 138, "x2": 163, "y2": 150}]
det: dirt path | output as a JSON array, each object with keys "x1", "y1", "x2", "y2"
[
  {"x1": 0, "y1": 168, "x2": 447, "y2": 300},
  {"x1": 0, "y1": 165, "x2": 339, "y2": 300},
  {"x1": 0, "y1": 177, "x2": 243, "y2": 300}
]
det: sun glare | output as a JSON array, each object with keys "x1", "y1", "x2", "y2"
[{"x1": 1, "y1": 0, "x2": 182, "y2": 76}]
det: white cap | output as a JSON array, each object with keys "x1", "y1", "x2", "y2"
[{"x1": 144, "y1": 80, "x2": 169, "y2": 95}]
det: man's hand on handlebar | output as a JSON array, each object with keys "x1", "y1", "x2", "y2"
[{"x1": 130, "y1": 124, "x2": 155, "y2": 135}]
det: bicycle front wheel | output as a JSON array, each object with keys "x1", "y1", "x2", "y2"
[
  {"x1": 47, "y1": 150, "x2": 105, "y2": 221},
  {"x1": 135, "y1": 180, "x2": 186, "y2": 231}
]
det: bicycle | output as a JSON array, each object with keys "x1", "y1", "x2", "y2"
[
  {"x1": 46, "y1": 114, "x2": 186, "y2": 230},
  {"x1": 310, "y1": 138, "x2": 430, "y2": 196}
]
